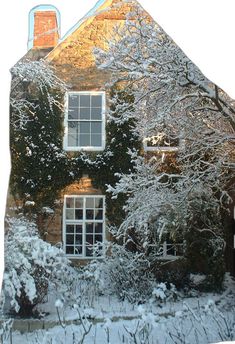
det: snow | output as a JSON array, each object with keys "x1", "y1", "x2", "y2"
[
  {"x1": 152, "y1": 282, "x2": 167, "y2": 300},
  {"x1": 55, "y1": 300, "x2": 64, "y2": 309},
  {"x1": 24, "y1": 201, "x2": 35, "y2": 207},
  {"x1": 2, "y1": 273, "x2": 234, "y2": 344},
  {"x1": 41, "y1": 207, "x2": 54, "y2": 215}
]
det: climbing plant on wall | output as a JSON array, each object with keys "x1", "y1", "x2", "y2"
[{"x1": 10, "y1": 61, "x2": 140, "y2": 227}]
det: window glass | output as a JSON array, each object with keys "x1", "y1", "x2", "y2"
[
  {"x1": 91, "y1": 135, "x2": 102, "y2": 147},
  {"x1": 91, "y1": 95, "x2": 102, "y2": 107},
  {"x1": 68, "y1": 122, "x2": 78, "y2": 147},
  {"x1": 80, "y1": 122, "x2": 90, "y2": 134},
  {"x1": 68, "y1": 95, "x2": 79, "y2": 107},
  {"x1": 91, "y1": 107, "x2": 102, "y2": 120},
  {"x1": 80, "y1": 95, "x2": 90, "y2": 107},
  {"x1": 66, "y1": 198, "x2": 74, "y2": 208},
  {"x1": 68, "y1": 108, "x2": 79, "y2": 119},
  {"x1": 75, "y1": 198, "x2": 83, "y2": 209},
  {"x1": 66, "y1": 209, "x2": 74, "y2": 220},
  {"x1": 79, "y1": 108, "x2": 90, "y2": 120},
  {"x1": 91, "y1": 122, "x2": 102, "y2": 134},
  {"x1": 75, "y1": 209, "x2": 83, "y2": 220}
]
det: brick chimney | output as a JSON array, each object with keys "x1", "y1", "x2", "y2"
[{"x1": 33, "y1": 10, "x2": 59, "y2": 49}]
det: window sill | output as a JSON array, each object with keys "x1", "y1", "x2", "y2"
[
  {"x1": 64, "y1": 146, "x2": 105, "y2": 152},
  {"x1": 155, "y1": 255, "x2": 183, "y2": 260},
  {"x1": 144, "y1": 146, "x2": 179, "y2": 152},
  {"x1": 65, "y1": 254, "x2": 105, "y2": 259}
]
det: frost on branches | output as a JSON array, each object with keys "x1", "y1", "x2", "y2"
[
  {"x1": 3, "y1": 216, "x2": 75, "y2": 316},
  {"x1": 9, "y1": 59, "x2": 77, "y2": 208},
  {"x1": 95, "y1": 2, "x2": 234, "y2": 283},
  {"x1": 10, "y1": 59, "x2": 67, "y2": 130}
]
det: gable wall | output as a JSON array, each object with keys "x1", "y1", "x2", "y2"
[{"x1": 46, "y1": 0, "x2": 146, "y2": 90}]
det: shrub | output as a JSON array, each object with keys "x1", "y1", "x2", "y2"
[
  {"x1": 3, "y1": 216, "x2": 75, "y2": 316},
  {"x1": 151, "y1": 258, "x2": 190, "y2": 290},
  {"x1": 83, "y1": 243, "x2": 156, "y2": 303},
  {"x1": 185, "y1": 230, "x2": 225, "y2": 291}
]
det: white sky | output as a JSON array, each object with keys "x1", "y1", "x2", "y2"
[{"x1": 0, "y1": 0, "x2": 235, "y2": 286}]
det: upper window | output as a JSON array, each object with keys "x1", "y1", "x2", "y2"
[{"x1": 64, "y1": 92, "x2": 105, "y2": 151}]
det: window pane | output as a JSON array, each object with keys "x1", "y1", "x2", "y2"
[
  {"x1": 66, "y1": 209, "x2": 74, "y2": 220},
  {"x1": 91, "y1": 107, "x2": 102, "y2": 120},
  {"x1": 86, "y1": 246, "x2": 93, "y2": 257},
  {"x1": 95, "y1": 198, "x2": 103, "y2": 208},
  {"x1": 75, "y1": 225, "x2": 83, "y2": 234},
  {"x1": 95, "y1": 210, "x2": 103, "y2": 220},
  {"x1": 66, "y1": 224, "x2": 75, "y2": 233},
  {"x1": 75, "y1": 209, "x2": 83, "y2": 220},
  {"x1": 66, "y1": 246, "x2": 74, "y2": 254},
  {"x1": 91, "y1": 95, "x2": 102, "y2": 107},
  {"x1": 68, "y1": 122, "x2": 78, "y2": 147},
  {"x1": 80, "y1": 134, "x2": 90, "y2": 146},
  {"x1": 75, "y1": 235, "x2": 83, "y2": 245},
  {"x1": 74, "y1": 246, "x2": 82, "y2": 255},
  {"x1": 68, "y1": 108, "x2": 79, "y2": 119},
  {"x1": 66, "y1": 198, "x2": 74, "y2": 208},
  {"x1": 86, "y1": 209, "x2": 94, "y2": 220},
  {"x1": 91, "y1": 134, "x2": 102, "y2": 147},
  {"x1": 91, "y1": 122, "x2": 102, "y2": 134},
  {"x1": 66, "y1": 234, "x2": 74, "y2": 245},
  {"x1": 95, "y1": 223, "x2": 103, "y2": 233},
  {"x1": 80, "y1": 95, "x2": 90, "y2": 107},
  {"x1": 86, "y1": 235, "x2": 94, "y2": 245},
  {"x1": 68, "y1": 133, "x2": 77, "y2": 147},
  {"x1": 95, "y1": 235, "x2": 102, "y2": 243},
  {"x1": 80, "y1": 122, "x2": 90, "y2": 134},
  {"x1": 86, "y1": 198, "x2": 94, "y2": 208},
  {"x1": 75, "y1": 198, "x2": 83, "y2": 208},
  {"x1": 68, "y1": 95, "x2": 79, "y2": 107},
  {"x1": 86, "y1": 223, "x2": 94, "y2": 233},
  {"x1": 79, "y1": 108, "x2": 90, "y2": 120}
]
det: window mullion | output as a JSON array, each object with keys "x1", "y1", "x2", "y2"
[{"x1": 83, "y1": 197, "x2": 86, "y2": 258}]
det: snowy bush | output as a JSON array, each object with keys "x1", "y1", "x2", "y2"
[
  {"x1": 152, "y1": 258, "x2": 190, "y2": 290},
  {"x1": 83, "y1": 243, "x2": 156, "y2": 303},
  {"x1": 3, "y1": 216, "x2": 75, "y2": 316},
  {"x1": 152, "y1": 282, "x2": 178, "y2": 302},
  {"x1": 185, "y1": 228, "x2": 225, "y2": 291}
]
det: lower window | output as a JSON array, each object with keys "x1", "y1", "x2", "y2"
[
  {"x1": 63, "y1": 195, "x2": 105, "y2": 258},
  {"x1": 148, "y1": 241, "x2": 184, "y2": 259}
]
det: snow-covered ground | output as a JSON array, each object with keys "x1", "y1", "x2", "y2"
[{"x1": 2, "y1": 273, "x2": 235, "y2": 344}]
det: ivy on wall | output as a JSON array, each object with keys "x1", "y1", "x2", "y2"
[{"x1": 10, "y1": 82, "x2": 140, "y2": 227}]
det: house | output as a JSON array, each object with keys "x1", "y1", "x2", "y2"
[
  {"x1": 10, "y1": 0, "x2": 152, "y2": 263},
  {"x1": 8, "y1": 0, "x2": 235, "y2": 277}
]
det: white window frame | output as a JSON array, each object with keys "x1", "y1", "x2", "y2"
[
  {"x1": 63, "y1": 195, "x2": 106, "y2": 259},
  {"x1": 149, "y1": 241, "x2": 184, "y2": 260},
  {"x1": 63, "y1": 91, "x2": 106, "y2": 151},
  {"x1": 143, "y1": 137, "x2": 179, "y2": 153}
]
